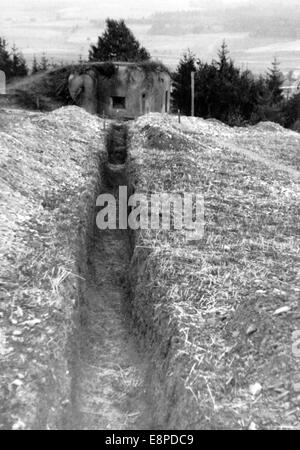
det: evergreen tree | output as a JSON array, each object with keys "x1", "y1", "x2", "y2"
[
  {"x1": 215, "y1": 42, "x2": 241, "y2": 121},
  {"x1": 89, "y1": 18, "x2": 150, "y2": 62},
  {"x1": 0, "y1": 38, "x2": 28, "y2": 79},
  {"x1": 49, "y1": 57, "x2": 59, "y2": 70},
  {"x1": 40, "y1": 53, "x2": 49, "y2": 71},
  {"x1": 11, "y1": 44, "x2": 28, "y2": 77},
  {"x1": 217, "y1": 40, "x2": 230, "y2": 73},
  {"x1": 193, "y1": 42, "x2": 241, "y2": 122},
  {"x1": 194, "y1": 61, "x2": 218, "y2": 117},
  {"x1": 0, "y1": 37, "x2": 12, "y2": 77},
  {"x1": 282, "y1": 92, "x2": 300, "y2": 128},
  {"x1": 32, "y1": 56, "x2": 39, "y2": 74},
  {"x1": 238, "y1": 69, "x2": 259, "y2": 119},
  {"x1": 267, "y1": 57, "x2": 284, "y2": 105},
  {"x1": 173, "y1": 42, "x2": 269, "y2": 125},
  {"x1": 172, "y1": 51, "x2": 197, "y2": 115}
]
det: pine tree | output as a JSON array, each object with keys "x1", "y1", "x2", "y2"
[
  {"x1": 194, "y1": 61, "x2": 218, "y2": 118},
  {"x1": 267, "y1": 57, "x2": 284, "y2": 105},
  {"x1": 40, "y1": 53, "x2": 49, "y2": 71},
  {"x1": 217, "y1": 40, "x2": 230, "y2": 73},
  {"x1": 172, "y1": 51, "x2": 197, "y2": 116},
  {"x1": 214, "y1": 42, "x2": 241, "y2": 121},
  {"x1": 283, "y1": 92, "x2": 300, "y2": 128},
  {"x1": 0, "y1": 38, "x2": 28, "y2": 79},
  {"x1": 0, "y1": 37, "x2": 12, "y2": 77},
  {"x1": 11, "y1": 44, "x2": 28, "y2": 77},
  {"x1": 173, "y1": 43, "x2": 266, "y2": 125},
  {"x1": 89, "y1": 18, "x2": 150, "y2": 62},
  {"x1": 32, "y1": 56, "x2": 39, "y2": 74},
  {"x1": 49, "y1": 57, "x2": 59, "y2": 69}
]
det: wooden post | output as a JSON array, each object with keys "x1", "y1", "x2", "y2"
[
  {"x1": 178, "y1": 109, "x2": 181, "y2": 124},
  {"x1": 0, "y1": 70, "x2": 6, "y2": 95},
  {"x1": 103, "y1": 110, "x2": 106, "y2": 130},
  {"x1": 191, "y1": 71, "x2": 195, "y2": 117}
]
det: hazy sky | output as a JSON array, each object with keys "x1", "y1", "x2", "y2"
[
  {"x1": 0, "y1": 0, "x2": 280, "y2": 19},
  {"x1": 1, "y1": 0, "x2": 299, "y2": 19}
]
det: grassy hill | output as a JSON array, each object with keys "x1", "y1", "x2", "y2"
[
  {"x1": 0, "y1": 106, "x2": 106, "y2": 429},
  {"x1": 128, "y1": 113, "x2": 300, "y2": 429},
  {"x1": 1, "y1": 68, "x2": 73, "y2": 112}
]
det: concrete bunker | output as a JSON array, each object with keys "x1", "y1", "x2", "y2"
[{"x1": 68, "y1": 62, "x2": 172, "y2": 119}]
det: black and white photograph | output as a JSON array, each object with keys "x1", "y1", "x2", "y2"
[{"x1": 0, "y1": 0, "x2": 299, "y2": 433}]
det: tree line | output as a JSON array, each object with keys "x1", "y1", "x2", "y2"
[
  {"x1": 172, "y1": 42, "x2": 297, "y2": 127},
  {"x1": 0, "y1": 38, "x2": 28, "y2": 79},
  {"x1": 0, "y1": 37, "x2": 74, "y2": 78},
  {"x1": 31, "y1": 54, "x2": 67, "y2": 74}
]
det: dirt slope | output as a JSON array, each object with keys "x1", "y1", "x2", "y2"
[
  {"x1": 0, "y1": 106, "x2": 152, "y2": 430},
  {"x1": 71, "y1": 184, "x2": 151, "y2": 430},
  {"x1": 128, "y1": 113, "x2": 300, "y2": 429},
  {"x1": 0, "y1": 106, "x2": 105, "y2": 429}
]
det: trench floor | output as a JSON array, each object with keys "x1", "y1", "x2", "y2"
[{"x1": 72, "y1": 187, "x2": 152, "y2": 430}]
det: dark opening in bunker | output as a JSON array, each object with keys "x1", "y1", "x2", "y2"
[{"x1": 112, "y1": 96, "x2": 126, "y2": 109}]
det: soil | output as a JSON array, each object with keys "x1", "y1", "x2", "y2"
[{"x1": 70, "y1": 181, "x2": 153, "y2": 430}]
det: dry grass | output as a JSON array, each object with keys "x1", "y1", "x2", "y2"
[
  {"x1": 6, "y1": 68, "x2": 73, "y2": 111},
  {"x1": 129, "y1": 113, "x2": 300, "y2": 429},
  {"x1": 0, "y1": 106, "x2": 106, "y2": 429},
  {"x1": 1, "y1": 106, "x2": 299, "y2": 429}
]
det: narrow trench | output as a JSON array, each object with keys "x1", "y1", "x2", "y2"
[{"x1": 70, "y1": 123, "x2": 152, "y2": 430}]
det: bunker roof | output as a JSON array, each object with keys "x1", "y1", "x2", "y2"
[{"x1": 74, "y1": 60, "x2": 171, "y2": 76}]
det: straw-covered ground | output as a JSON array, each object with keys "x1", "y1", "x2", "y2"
[
  {"x1": 1, "y1": 105, "x2": 299, "y2": 430},
  {"x1": 128, "y1": 113, "x2": 300, "y2": 429},
  {"x1": 0, "y1": 106, "x2": 105, "y2": 429}
]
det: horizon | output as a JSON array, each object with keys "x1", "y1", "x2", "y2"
[{"x1": 0, "y1": 0, "x2": 300, "y2": 74}]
